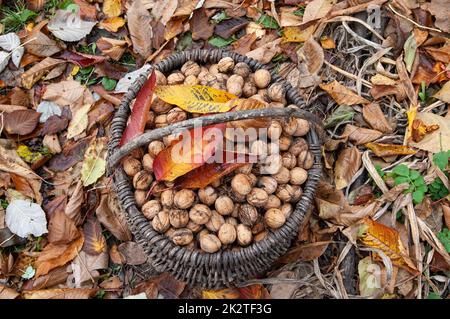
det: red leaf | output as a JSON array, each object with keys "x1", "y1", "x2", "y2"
[
  {"x1": 59, "y1": 51, "x2": 107, "y2": 68},
  {"x1": 153, "y1": 123, "x2": 226, "y2": 182},
  {"x1": 173, "y1": 151, "x2": 254, "y2": 189},
  {"x1": 119, "y1": 70, "x2": 156, "y2": 146}
]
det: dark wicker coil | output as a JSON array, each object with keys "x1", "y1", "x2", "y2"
[{"x1": 108, "y1": 49, "x2": 322, "y2": 289}]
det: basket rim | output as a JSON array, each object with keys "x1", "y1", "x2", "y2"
[{"x1": 108, "y1": 48, "x2": 322, "y2": 287}]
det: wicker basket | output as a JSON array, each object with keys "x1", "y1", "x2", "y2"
[{"x1": 107, "y1": 49, "x2": 322, "y2": 289}]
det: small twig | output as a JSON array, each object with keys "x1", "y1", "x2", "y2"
[
  {"x1": 0, "y1": 234, "x2": 15, "y2": 247},
  {"x1": 329, "y1": 0, "x2": 388, "y2": 18},
  {"x1": 388, "y1": 4, "x2": 442, "y2": 33}
]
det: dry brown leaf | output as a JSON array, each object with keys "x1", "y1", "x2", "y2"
[
  {"x1": 341, "y1": 124, "x2": 383, "y2": 145},
  {"x1": 227, "y1": 98, "x2": 269, "y2": 130},
  {"x1": 42, "y1": 80, "x2": 87, "y2": 108},
  {"x1": 22, "y1": 288, "x2": 97, "y2": 299},
  {"x1": 152, "y1": 0, "x2": 178, "y2": 25},
  {"x1": 82, "y1": 217, "x2": 106, "y2": 255},
  {"x1": 278, "y1": 241, "x2": 331, "y2": 263},
  {"x1": 320, "y1": 80, "x2": 370, "y2": 105},
  {"x1": 96, "y1": 37, "x2": 127, "y2": 61},
  {"x1": 24, "y1": 21, "x2": 61, "y2": 57},
  {"x1": 297, "y1": 37, "x2": 324, "y2": 75},
  {"x1": 117, "y1": 242, "x2": 147, "y2": 265},
  {"x1": 232, "y1": 33, "x2": 257, "y2": 55},
  {"x1": 335, "y1": 146, "x2": 362, "y2": 190},
  {"x1": 71, "y1": 250, "x2": 108, "y2": 286},
  {"x1": 302, "y1": 0, "x2": 334, "y2": 24},
  {"x1": 428, "y1": 0, "x2": 450, "y2": 33},
  {"x1": 280, "y1": 7, "x2": 302, "y2": 27},
  {"x1": 0, "y1": 284, "x2": 19, "y2": 299},
  {"x1": 191, "y1": 8, "x2": 215, "y2": 41},
  {"x1": 362, "y1": 102, "x2": 393, "y2": 133},
  {"x1": 425, "y1": 44, "x2": 450, "y2": 64},
  {"x1": 396, "y1": 55, "x2": 417, "y2": 106},
  {"x1": 96, "y1": 192, "x2": 132, "y2": 241},
  {"x1": 65, "y1": 180, "x2": 83, "y2": 225},
  {"x1": 98, "y1": 17, "x2": 126, "y2": 32},
  {"x1": 370, "y1": 74, "x2": 397, "y2": 86},
  {"x1": 3, "y1": 109, "x2": 40, "y2": 135},
  {"x1": 434, "y1": 80, "x2": 450, "y2": 103},
  {"x1": 21, "y1": 57, "x2": 66, "y2": 89},
  {"x1": 22, "y1": 266, "x2": 69, "y2": 291},
  {"x1": 246, "y1": 38, "x2": 282, "y2": 64},
  {"x1": 127, "y1": 0, "x2": 153, "y2": 59},
  {"x1": 282, "y1": 25, "x2": 315, "y2": 43},
  {"x1": 34, "y1": 232, "x2": 84, "y2": 278},
  {"x1": 411, "y1": 119, "x2": 439, "y2": 143},
  {"x1": 443, "y1": 204, "x2": 450, "y2": 229},
  {"x1": 358, "y1": 217, "x2": 418, "y2": 274},
  {"x1": 365, "y1": 143, "x2": 417, "y2": 157},
  {"x1": 47, "y1": 210, "x2": 79, "y2": 244},
  {"x1": 408, "y1": 112, "x2": 450, "y2": 153}
]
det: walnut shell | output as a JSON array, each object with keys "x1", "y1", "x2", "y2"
[
  {"x1": 205, "y1": 210, "x2": 225, "y2": 232},
  {"x1": 218, "y1": 223, "x2": 237, "y2": 245},
  {"x1": 184, "y1": 74, "x2": 199, "y2": 85},
  {"x1": 258, "y1": 176, "x2": 278, "y2": 194},
  {"x1": 133, "y1": 170, "x2": 153, "y2": 190},
  {"x1": 200, "y1": 234, "x2": 222, "y2": 253},
  {"x1": 134, "y1": 190, "x2": 147, "y2": 208},
  {"x1": 217, "y1": 57, "x2": 235, "y2": 73},
  {"x1": 167, "y1": 72, "x2": 185, "y2": 85},
  {"x1": 198, "y1": 186, "x2": 218, "y2": 206},
  {"x1": 152, "y1": 97, "x2": 172, "y2": 114},
  {"x1": 281, "y1": 203, "x2": 293, "y2": 218},
  {"x1": 264, "y1": 208, "x2": 285, "y2": 229},
  {"x1": 261, "y1": 154, "x2": 282, "y2": 175},
  {"x1": 169, "y1": 209, "x2": 189, "y2": 228},
  {"x1": 290, "y1": 167, "x2": 308, "y2": 185},
  {"x1": 142, "y1": 200, "x2": 161, "y2": 220},
  {"x1": 289, "y1": 138, "x2": 308, "y2": 156},
  {"x1": 254, "y1": 69, "x2": 271, "y2": 89},
  {"x1": 231, "y1": 174, "x2": 253, "y2": 196},
  {"x1": 123, "y1": 157, "x2": 142, "y2": 176},
  {"x1": 282, "y1": 152, "x2": 297, "y2": 169},
  {"x1": 265, "y1": 194, "x2": 281, "y2": 209},
  {"x1": 246, "y1": 188, "x2": 269, "y2": 207},
  {"x1": 152, "y1": 210, "x2": 170, "y2": 233},
  {"x1": 155, "y1": 70, "x2": 167, "y2": 85},
  {"x1": 186, "y1": 220, "x2": 202, "y2": 233},
  {"x1": 172, "y1": 228, "x2": 193, "y2": 246},
  {"x1": 238, "y1": 204, "x2": 258, "y2": 226},
  {"x1": 233, "y1": 62, "x2": 251, "y2": 78},
  {"x1": 236, "y1": 224, "x2": 252, "y2": 246},
  {"x1": 297, "y1": 150, "x2": 314, "y2": 169},
  {"x1": 279, "y1": 135, "x2": 292, "y2": 151},
  {"x1": 273, "y1": 166, "x2": 290, "y2": 184},
  {"x1": 160, "y1": 189, "x2": 174, "y2": 207},
  {"x1": 167, "y1": 107, "x2": 187, "y2": 124},
  {"x1": 283, "y1": 117, "x2": 298, "y2": 136},
  {"x1": 174, "y1": 189, "x2": 195, "y2": 209},
  {"x1": 215, "y1": 195, "x2": 234, "y2": 216},
  {"x1": 181, "y1": 61, "x2": 201, "y2": 77},
  {"x1": 189, "y1": 204, "x2": 212, "y2": 225},
  {"x1": 293, "y1": 118, "x2": 310, "y2": 136},
  {"x1": 226, "y1": 74, "x2": 244, "y2": 96},
  {"x1": 243, "y1": 81, "x2": 257, "y2": 97},
  {"x1": 148, "y1": 140, "x2": 165, "y2": 157}
]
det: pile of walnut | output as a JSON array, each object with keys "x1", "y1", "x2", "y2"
[{"x1": 123, "y1": 57, "x2": 314, "y2": 254}]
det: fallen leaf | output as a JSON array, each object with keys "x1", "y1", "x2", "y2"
[
  {"x1": 302, "y1": 0, "x2": 334, "y2": 24},
  {"x1": 127, "y1": 0, "x2": 153, "y2": 59},
  {"x1": 227, "y1": 98, "x2": 269, "y2": 130},
  {"x1": 434, "y1": 80, "x2": 450, "y2": 103},
  {"x1": 335, "y1": 146, "x2": 362, "y2": 190},
  {"x1": 237, "y1": 285, "x2": 269, "y2": 299},
  {"x1": 59, "y1": 51, "x2": 107, "y2": 68},
  {"x1": 96, "y1": 192, "x2": 132, "y2": 242},
  {"x1": 282, "y1": 25, "x2": 315, "y2": 43},
  {"x1": 403, "y1": 34, "x2": 417, "y2": 73},
  {"x1": 202, "y1": 288, "x2": 240, "y2": 299},
  {"x1": 152, "y1": 0, "x2": 178, "y2": 25},
  {"x1": 365, "y1": 143, "x2": 417, "y2": 157},
  {"x1": 278, "y1": 241, "x2": 330, "y2": 263},
  {"x1": 155, "y1": 85, "x2": 237, "y2": 114},
  {"x1": 71, "y1": 250, "x2": 108, "y2": 287},
  {"x1": 443, "y1": 204, "x2": 450, "y2": 229},
  {"x1": 232, "y1": 33, "x2": 257, "y2": 55},
  {"x1": 370, "y1": 74, "x2": 397, "y2": 86},
  {"x1": 81, "y1": 137, "x2": 107, "y2": 186},
  {"x1": 358, "y1": 217, "x2": 418, "y2": 273},
  {"x1": 103, "y1": 0, "x2": 122, "y2": 18},
  {"x1": 34, "y1": 232, "x2": 84, "y2": 277},
  {"x1": 362, "y1": 102, "x2": 393, "y2": 133},
  {"x1": 47, "y1": 210, "x2": 79, "y2": 245},
  {"x1": 358, "y1": 257, "x2": 383, "y2": 298},
  {"x1": 0, "y1": 284, "x2": 19, "y2": 299},
  {"x1": 297, "y1": 37, "x2": 324, "y2": 74},
  {"x1": 323, "y1": 104, "x2": 355, "y2": 128},
  {"x1": 410, "y1": 118, "x2": 439, "y2": 143},
  {"x1": 396, "y1": 56, "x2": 417, "y2": 106},
  {"x1": 3, "y1": 109, "x2": 40, "y2": 135},
  {"x1": 320, "y1": 36, "x2": 336, "y2": 49},
  {"x1": 280, "y1": 6, "x2": 302, "y2": 27},
  {"x1": 191, "y1": 8, "x2": 215, "y2": 41},
  {"x1": 42, "y1": 80, "x2": 89, "y2": 107},
  {"x1": 320, "y1": 80, "x2": 370, "y2": 105},
  {"x1": 82, "y1": 217, "x2": 106, "y2": 255},
  {"x1": 23, "y1": 23, "x2": 61, "y2": 57},
  {"x1": 119, "y1": 71, "x2": 156, "y2": 146},
  {"x1": 98, "y1": 17, "x2": 126, "y2": 32},
  {"x1": 215, "y1": 18, "x2": 248, "y2": 39},
  {"x1": 246, "y1": 38, "x2": 282, "y2": 64},
  {"x1": 117, "y1": 242, "x2": 147, "y2": 265},
  {"x1": 67, "y1": 104, "x2": 91, "y2": 139},
  {"x1": 21, "y1": 57, "x2": 66, "y2": 89},
  {"x1": 22, "y1": 287, "x2": 97, "y2": 299},
  {"x1": 341, "y1": 124, "x2": 383, "y2": 145},
  {"x1": 153, "y1": 123, "x2": 226, "y2": 181},
  {"x1": 425, "y1": 44, "x2": 450, "y2": 64},
  {"x1": 65, "y1": 180, "x2": 84, "y2": 225},
  {"x1": 48, "y1": 9, "x2": 97, "y2": 42},
  {"x1": 5, "y1": 199, "x2": 48, "y2": 238},
  {"x1": 428, "y1": 0, "x2": 450, "y2": 33}
]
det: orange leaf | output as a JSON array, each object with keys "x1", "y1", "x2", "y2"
[
  {"x1": 153, "y1": 123, "x2": 226, "y2": 182},
  {"x1": 228, "y1": 98, "x2": 269, "y2": 130},
  {"x1": 358, "y1": 217, "x2": 418, "y2": 274},
  {"x1": 99, "y1": 17, "x2": 126, "y2": 33},
  {"x1": 22, "y1": 288, "x2": 98, "y2": 299},
  {"x1": 238, "y1": 284, "x2": 270, "y2": 299},
  {"x1": 34, "y1": 232, "x2": 84, "y2": 278},
  {"x1": 202, "y1": 288, "x2": 240, "y2": 299},
  {"x1": 365, "y1": 142, "x2": 417, "y2": 157},
  {"x1": 411, "y1": 119, "x2": 439, "y2": 143},
  {"x1": 119, "y1": 70, "x2": 156, "y2": 146}
]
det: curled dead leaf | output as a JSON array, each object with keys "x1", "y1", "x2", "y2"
[
  {"x1": 334, "y1": 146, "x2": 362, "y2": 190},
  {"x1": 341, "y1": 124, "x2": 383, "y2": 145},
  {"x1": 362, "y1": 103, "x2": 393, "y2": 133},
  {"x1": 365, "y1": 143, "x2": 417, "y2": 157}
]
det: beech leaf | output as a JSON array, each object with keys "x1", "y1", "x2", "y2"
[
  {"x1": 4, "y1": 109, "x2": 40, "y2": 135},
  {"x1": 334, "y1": 147, "x2": 362, "y2": 190},
  {"x1": 37, "y1": 101, "x2": 62, "y2": 123},
  {"x1": 127, "y1": 0, "x2": 153, "y2": 58},
  {"x1": 341, "y1": 124, "x2": 383, "y2": 145},
  {"x1": 320, "y1": 80, "x2": 370, "y2": 105},
  {"x1": 5, "y1": 200, "x2": 48, "y2": 238},
  {"x1": 365, "y1": 143, "x2": 417, "y2": 157},
  {"x1": 362, "y1": 103, "x2": 393, "y2": 133},
  {"x1": 81, "y1": 138, "x2": 107, "y2": 186},
  {"x1": 48, "y1": 9, "x2": 96, "y2": 42},
  {"x1": 67, "y1": 104, "x2": 91, "y2": 139}
]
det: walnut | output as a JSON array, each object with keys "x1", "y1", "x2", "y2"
[
  {"x1": 184, "y1": 74, "x2": 199, "y2": 85},
  {"x1": 268, "y1": 120, "x2": 282, "y2": 140},
  {"x1": 148, "y1": 140, "x2": 165, "y2": 157},
  {"x1": 293, "y1": 118, "x2": 310, "y2": 136},
  {"x1": 238, "y1": 204, "x2": 258, "y2": 226},
  {"x1": 236, "y1": 224, "x2": 252, "y2": 246},
  {"x1": 186, "y1": 220, "x2": 202, "y2": 233},
  {"x1": 235, "y1": 163, "x2": 253, "y2": 175},
  {"x1": 200, "y1": 234, "x2": 222, "y2": 253},
  {"x1": 172, "y1": 228, "x2": 193, "y2": 246},
  {"x1": 152, "y1": 210, "x2": 170, "y2": 233},
  {"x1": 174, "y1": 189, "x2": 196, "y2": 209},
  {"x1": 217, "y1": 57, "x2": 235, "y2": 73},
  {"x1": 246, "y1": 188, "x2": 269, "y2": 207},
  {"x1": 265, "y1": 194, "x2": 281, "y2": 209},
  {"x1": 154, "y1": 114, "x2": 168, "y2": 128},
  {"x1": 189, "y1": 204, "x2": 212, "y2": 225},
  {"x1": 243, "y1": 81, "x2": 258, "y2": 97},
  {"x1": 123, "y1": 156, "x2": 142, "y2": 177},
  {"x1": 297, "y1": 150, "x2": 314, "y2": 169},
  {"x1": 215, "y1": 73, "x2": 229, "y2": 84},
  {"x1": 233, "y1": 62, "x2": 251, "y2": 78},
  {"x1": 152, "y1": 97, "x2": 172, "y2": 114},
  {"x1": 160, "y1": 189, "x2": 174, "y2": 207},
  {"x1": 231, "y1": 174, "x2": 253, "y2": 196},
  {"x1": 264, "y1": 208, "x2": 285, "y2": 229},
  {"x1": 254, "y1": 231, "x2": 268, "y2": 242},
  {"x1": 198, "y1": 186, "x2": 218, "y2": 206},
  {"x1": 254, "y1": 69, "x2": 271, "y2": 88},
  {"x1": 167, "y1": 107, "x2": 187, "y2": 124},
  {"x1": 209, "y1": 63, "x2": 219, "y2": 74},
  {"x1": 282, "y1": 152, "x2": 297, "y2": 169},
  {"x1": 276, "y1": 184, "x2": 302, "y2": 203},
  {"x1": 155, "y1": 70, "x2": 167, "y2": 85},
  {"x1": 258, "y1": 176, "x2": 278, "y2": 194},
  {"x1": 262, "y1": 153, "x2": 282, "y2": 175},
  {"x1": 132, "y1": 170, "x2": 153, "y2": 190},
  {"x1": 250, "y1": 140, "x2": 268, "y2": 158},
  {"x1": 215, "y1": 195, "x2": 234, "y2": 216},
  {"x1": 169, "y1": 209, "x2": 189, "y2": 228},
  {"x1": 181, "y1": 61, "x2": 201, "y2": 77},
  {"x1": 273, "y1": 166, "x2": 290, "y2": 184},
  {"x1": 281, "y1": 203, "x2": 293, "y2": 218},
  {"x1": 226, "y1": 74, "x2": 244, "y2": 97},
  {"x1": 205, "y1": 210, "x2": 225, "y2": 232},
  {"x1": 279, "y1": 135, "x2": 292, "y2": 151},
  {"x1": 225, "y1": 216, "x2": 238, "y2": 226},
  {"x1": 142, "y1": 200, "x2": 161, "y2": 220},
  {"x1": 283, "y1": 117, "x2": 298, "y2": 136},
  {"x1": 290, "y1": 167, "x2": 308, "y2": 185},
  {"x1": 167, "y1": 72, "x2": 185, "y2": 85},
  {"x1": 218, "y1": 223, "x2": 237, "y2": 245},
  {"x1": 289, "y1": 138, "x2": 308, "y2": 156},
  {"x1": 134, "y1": 190, "x2": 146, "y2": 207},
  {"x1": 199, "y1": 72, "x2": 217, "y2": 86},
  {"x1": 267, "y1": 82, "x2": 286, "y2": 103}
]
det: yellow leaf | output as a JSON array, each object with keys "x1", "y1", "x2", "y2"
[
  {"x1": 71, "y1": 65, "x2": 80, "y2": 76},
  {"x1": 67, "y1": 104, "x2": 91, "y2": 139},
  {"x1": 155, "y1": 85, "x2": 238, "y2": 114},
  {"x1": 365, "y1": 143, "x2": 417, "y2": 157},
  {"x1": 202, "y1": 288, "x2": 240, "y2": 299},
  {"x1": 320, "y1": 80, "x2": 370, "y2": 105},
  {"x1": 405, "y1": 106, "x2": 418, "y2": 142},
  {"x1": 320, "y1": 36, "x2": 336, "y2": 49},
  {"x1": 98, "y1": 17, "x2": 125, "y2": 33},
  {"x1": 358, "y1": 217, "x2": 418, "y2": 274},
  {"x1": 103, "y1": 0, "x2": 122, "y2": 18},
  {"x1": 81, "y1": 137, "x2": 107, "y2": 187},
  {"x1": 282, "y1": 25, "x2": 315, "y2": 43},
  {"x1": 410, "y1": 119, "x2": 439, "y2": 143},
  {"x1": 370, "y1": 74, "x2": 397, "y2": 86}
]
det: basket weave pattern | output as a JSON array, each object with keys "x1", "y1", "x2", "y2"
[{"x1": 108, "y1": 49, "x2": 322, "y2": 288}]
